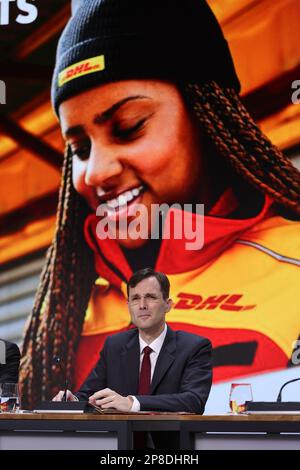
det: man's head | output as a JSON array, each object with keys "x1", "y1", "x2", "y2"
[{"x1": 127, "y1": 268, "x2": 172, "y2": 336}]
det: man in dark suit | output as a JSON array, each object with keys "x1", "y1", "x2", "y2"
[
  {"x1": 54, "y1": 268, "x2": 212, "y2": 447},
  {"x1": 0, "y1": 339, "x2": 20, "y2": 383}
]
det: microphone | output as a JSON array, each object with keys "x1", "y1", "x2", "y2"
[
  {"x1": 53, "y1": 356, "x2": 68, "y2": 402},
  {"x1": 276, "y1": 377, "x2": 300, "y2": 402}
]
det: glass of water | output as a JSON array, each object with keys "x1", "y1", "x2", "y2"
[
  {"x1": 229, "y1": 383, "x2": 253, "y2": 414},
  {"x1": 0, "y1": 383, "x2": 20, "y2": 413}
]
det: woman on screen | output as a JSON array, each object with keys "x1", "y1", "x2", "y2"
[{"x1": 20, "y1": 0, "x2": 300, "y2": 408}]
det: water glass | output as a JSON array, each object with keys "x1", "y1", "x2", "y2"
[
  {"x1": 229, "y1": 383, "x2": 253, "y2": 414},
  {"x1": 0, "y1": 383, "x2": 20, "y2": 413}
]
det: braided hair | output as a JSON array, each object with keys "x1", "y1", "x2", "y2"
[
  {"x1": 183, "y1": 82, "x2": 300, "y2": 213},
  {"x1": 20, "y1": 147, "x2": 97, "y2": 408},
  {"x1": 19, "y1": 81, "x2": 300, "y2": 409}
]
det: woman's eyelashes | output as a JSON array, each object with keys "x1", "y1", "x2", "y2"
[
  {"x1": 112, "y1": 115, "x2": 150, "y2": 142},
  {"x1": 68, "y1": 114, "x2": 153, "y2": 160}
]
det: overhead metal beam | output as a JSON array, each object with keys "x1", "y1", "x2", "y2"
[
  {"x1": 0, "y1": 61, "x2": 52, "y2": 81},
  {"x1": 242, "y1": 63, "x2": 300, "y2": 121},
  {"x1": 0, "y1": 191, "x2": 58, "y2": 237},
  {"x1": 0, "y1": 116, "x2": 62, "y2": 170},
  {"x1": 15, "y1": 4, "x2": 71, "y2": 60}
]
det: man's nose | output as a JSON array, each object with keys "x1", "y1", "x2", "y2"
[
  {"x1": 139, "y1": 298, "x2": 148, "y2": 310},
  {"x1": 84, "y1": 143, "x2": 123, "y2": 187}
]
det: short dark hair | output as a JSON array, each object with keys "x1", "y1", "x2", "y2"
[{"x1": 127, "y1": 268, "x2": 170, "y2": 300}]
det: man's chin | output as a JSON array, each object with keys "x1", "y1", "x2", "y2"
[
  {"x1": 135, "y1": 322, "x2": 154, "y2": 332},
  {"x1": 137, "y1": 316, "x2": 152, "y2": 324}
]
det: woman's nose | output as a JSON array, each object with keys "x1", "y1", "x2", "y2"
[{"x1": 84, "y1": 143, "x2": 124, "y2": 187}]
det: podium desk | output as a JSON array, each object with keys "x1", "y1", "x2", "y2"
[
  {"x1": 180, "y1": 414, "x2": 300, "y2": 450},
  {"x1": 0, "y1": 412, "x2": 181, "y2": 450},
  {"x1": 2, "y1": 413, "x2": 300, "y2": 451}
]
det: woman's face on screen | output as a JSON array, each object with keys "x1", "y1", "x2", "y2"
[{"x1": 59, "y1": 79, "x2": 206, "y2": 247}]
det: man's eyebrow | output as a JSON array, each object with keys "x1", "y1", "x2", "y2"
[
  {"x1": 64, "y1": 95, "x2": 150, "y2": 138},
  {"x1": 130, "y1": 292, "x2": 157, "y2": 297},
  {"x1": 133, "y1": 292, "x2": 157, "y2": 297},
  {"x1": 94, "y1": 95, "x2": 150, "y2": 125}
]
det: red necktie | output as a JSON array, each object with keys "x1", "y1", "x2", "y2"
[
  {"x1": 138, "y1": 346, "x2": 152, "y2": 395},
  {"x1": 134, "y1": 346, "x2": 153, "y2": 449}
]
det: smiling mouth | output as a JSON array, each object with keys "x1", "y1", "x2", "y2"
[
  {"x1": 97, "y1": 184, "x2": 146, "y2": 221},
  {"x1": 105, "y1": 185, "x2": 145, "y2": 210}
]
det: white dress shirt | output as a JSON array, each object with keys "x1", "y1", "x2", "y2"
[{"x1": 130, "y1": 323, "x2": 168, "y2": 412}]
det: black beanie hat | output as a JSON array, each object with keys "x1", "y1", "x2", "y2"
[{"x1": 51, "y1": 0, "x2": 240, "y2": 115}]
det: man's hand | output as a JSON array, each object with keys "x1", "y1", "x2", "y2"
[
  {"x1": 52, "y1": 389, "x2": 78, "y2": 401},
  {"x1": 89, "y1": 388, "x2": 133, "y2": 412}
]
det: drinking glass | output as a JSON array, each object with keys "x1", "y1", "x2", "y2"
[
  {"x1": 229, "y1": 383, "x2": 253, "y2": 414},
  {"x1": 0, "y1": 383, "x2": 20, "y2": 413}
]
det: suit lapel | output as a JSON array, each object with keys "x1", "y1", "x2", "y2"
[
  {"x1": 151, "y1": 326, "x2": 176, "y2": 393},
  {"x1": 120, "y1": 330, "x2": 140, "y2": 395}
]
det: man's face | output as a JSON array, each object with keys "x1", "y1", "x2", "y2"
[{"x1": 128, "y1": 276, "x2": 172, "y2": 334}]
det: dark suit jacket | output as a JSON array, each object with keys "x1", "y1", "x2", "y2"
[
  {"x1": 0, "y1": 339, "x2": 20, "y2": 383},
  {"x1": 76, "y1": 325, "x2": 212, "y2": 414}
]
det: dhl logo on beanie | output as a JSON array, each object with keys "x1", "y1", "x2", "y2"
[{"x1": 58, "y1": 55, "x2": 105, "y2": 87}]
